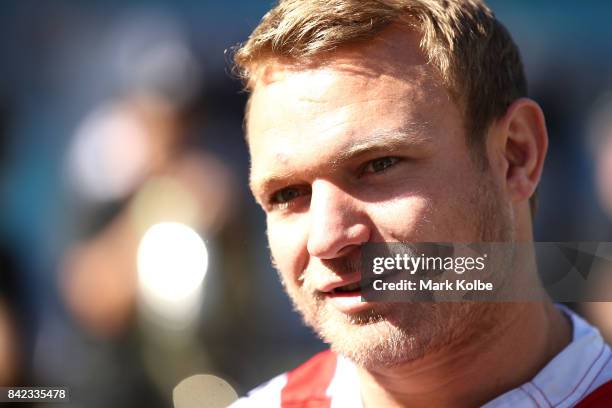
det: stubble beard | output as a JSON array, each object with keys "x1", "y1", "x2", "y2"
[{"x1": 277, "y1": 171, "x2": 517, "y2": 370}]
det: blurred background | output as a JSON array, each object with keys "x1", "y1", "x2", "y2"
[{"x1": 0, "y1": 0, "x2": 611, "y2": 406}]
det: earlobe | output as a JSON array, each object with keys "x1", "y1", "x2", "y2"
[{"x1": 499, "y1": 98, "x2": 548, "y2": 203}]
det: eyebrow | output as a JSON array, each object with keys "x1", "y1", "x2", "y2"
[
  {"x1": 330, "y1": 126, "x2": 432, "y2": 167},
  {"x1": 249, "y1": 124, "x2": 433, "y2": 200},
  {"x1": 250, "y1": 171, "x2": 298, "y2": 204}
]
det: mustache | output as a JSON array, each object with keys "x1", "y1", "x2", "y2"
[
  {"x1": 295, "y1": 242, "x2": 425, "y2": 283},
  {"x1": 298, "y1": 252, "x2": 363, "y2": 286}
]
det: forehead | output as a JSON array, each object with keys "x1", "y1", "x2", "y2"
[
  {"x1": 247, "y1": 65, "x2": 434, "y2": 157},
  {"x1": 246, "y1": 27, "x2": 462, "y2": 193},
  {"x1": 246, "y1": 24, "x2": 438, "y2": 130}
]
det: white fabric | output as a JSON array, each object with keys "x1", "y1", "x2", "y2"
[{"x1": 483, "y1": 305, "x2": 612, "y2": 408}]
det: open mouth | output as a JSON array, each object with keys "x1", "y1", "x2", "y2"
[
  {"x1": 322, "y1": 277, "x2": 382, "y2": 313},
  {"x1": 329, "y1": 275, "x2": 380, "y2": 294},
  {"x1": 328, "y1": 273, "x2": 396, "y2": 295},
  {"x1": 330, "y1": 282, "x2": 361, "y2": 294}
]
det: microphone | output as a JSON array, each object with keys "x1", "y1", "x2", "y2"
[{"x1": 173, "y1": 374, "x2": 238, "y2": 408}]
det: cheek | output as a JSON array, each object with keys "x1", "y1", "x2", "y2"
[
  {"x1": 266, "y1": 216, "x2": 309, "y2": 284},
  {"x1": 366, "y1": 181, "x2": 483, "y2": 242},
  {"x1": 367, "y1": 196, "x2": 434, "y2": 241}
]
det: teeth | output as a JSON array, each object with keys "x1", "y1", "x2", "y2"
[{"x1": 334, "y1": 282, "x2": 361, "y2": 293}]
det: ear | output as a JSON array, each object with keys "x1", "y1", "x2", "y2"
[{"x1": 491, "y1": 98, "x2": 548, "y2": 204}]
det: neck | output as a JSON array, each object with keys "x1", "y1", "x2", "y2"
[{"x1": 357, "y1": 301, "x2": 572, "y2": 408}]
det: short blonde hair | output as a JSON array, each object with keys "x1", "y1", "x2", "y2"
[
  {"x1": 234, "y1": 0, "x2": 534, "y2": 211},
  {"x1": 235, "y1": 0, "x2": 526, "y2": 139}
]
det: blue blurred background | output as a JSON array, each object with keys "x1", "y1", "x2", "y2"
[{"x1": 0, "y1": 1, "x2": 612, "y2": 406}]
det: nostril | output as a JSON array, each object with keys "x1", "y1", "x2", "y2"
[
  {"x1": 336, "y1": 244, "x2": 361, "y2": 258},
  {"x1": 307, "y1": 222, "x2": 371, "y2": 259}
]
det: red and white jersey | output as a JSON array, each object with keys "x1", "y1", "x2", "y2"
[{"x1": 231, "y1": 307, "x2": 612, "y2": 407}]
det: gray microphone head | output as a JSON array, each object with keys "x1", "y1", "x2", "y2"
[{"x1": 173, "y1": 374, "x2": 238, "y2": 408}]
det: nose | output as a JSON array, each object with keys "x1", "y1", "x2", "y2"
[{"x1": 306, "y1": 179, "x2": 370, "y2": 259}]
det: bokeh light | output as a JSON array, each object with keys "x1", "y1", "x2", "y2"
[
  {"x1": 66, "y1": 100, "x2": 151, "y2": 203},
  {"x1": 173, "y1": 374, "x2": 238, "y2": 408},
  {"x1": 137, "y1": 222, "x2": 208, "y2": 329}
]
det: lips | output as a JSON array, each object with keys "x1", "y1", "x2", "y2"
[
  {"x1": 310, "y1": 269, "x2": 379, "y2": 313},
  {"x1": 331, "y1": 281, "x2": 361, "y2": 293},
  {"x1": 316, "y1": 270, "x2": 386, "y2": 296},
  {"x1": 316, "y1": 272, "x2": 361, "y2": 294},
  {"x1": 320, "y1": 279, "x2": 372, "y2": 313}
]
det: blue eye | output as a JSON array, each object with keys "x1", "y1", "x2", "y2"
[
  {"x1": 365, "y1": 157, "x2": 400, "y2": 173},
  {"x1": 273, "y1": 187, "x2": 301, "y2": 204},
  {"x1": 269, "y1": 185, "x2": 311, "y2": 209}
]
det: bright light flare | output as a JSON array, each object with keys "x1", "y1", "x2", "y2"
[{"x1": 137, "y1": 222, "x2": 208, "y2": 328}]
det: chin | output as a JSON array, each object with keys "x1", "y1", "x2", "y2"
[
  {"x1": 305, "y1": 301, "x2": 505, "y2": 370},
  {"x1": 311, "y1": 303, "x2": 436, "y2": 369}
]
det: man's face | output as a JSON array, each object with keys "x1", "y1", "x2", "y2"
[{"x1": 248, "y1": 28, "x2": 513, "y2": 368}]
